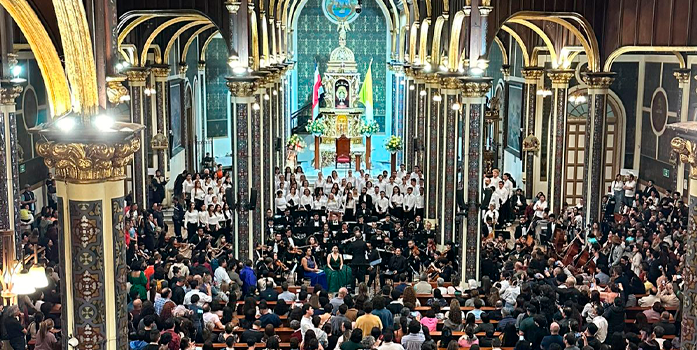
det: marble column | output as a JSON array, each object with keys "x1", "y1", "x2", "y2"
[
  {"x1": 546, "y1": 69, "x2": 574, "y2": 214},
  {"x1": 36, "y1": 128, "x2": 141, "y2": 350},
  {"x1": 227, "y1": 76, "x2": 260, "y2": 261},
  {"x1": 459, "y1": 77, "x2": 491, "y2": 280},
  {"x1": 425, "y1": 74, "x2": 442, "y2": 222},
  {"x1": 390, "y1": 63, "x2": 405, "y2": 166},
  {"x1": 403, "y1": 67, "x2": 416, "y2": 169},
  {"x1": 520, "y1": 67, "x2": 544, "y2": 199},
  {"x1": 0, "y1": 85, "x2": 22, "y2": 261},
  {"x1": 126, "y1": 68, "x2": 150, "y2": 208},
  {"x1": 414, "y1": 70, "x2": 427, "y2": 169},
  {"x1": 673, "y1": 69, "x2": 691, "y2": 194},
  {"x1": 151, "y1": 65, "x2": 171, "y2": 174},
  {"x1": 581, "y1": 72, "x2": 615, "y2": 224}
]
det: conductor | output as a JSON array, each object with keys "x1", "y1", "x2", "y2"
[{"x1": 348, "y1": 228, "x2": 368, "y2": 289}]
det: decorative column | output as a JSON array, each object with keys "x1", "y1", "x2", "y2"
[
  {"x1": 520, "y1": 67, "x2": 544, "y2": 199},
  {"x1": 227, "y1": 76, "x2": 259, "y2": 261},
  {"x1": 151, "y1": 65, "x2": 171, "y2": 174},
  {"x1": 478, "y1": 1, "x2": 493, "y2": 57},
  {"x1": 668, "y1": 131, "x2": 697, "y2": 350},
  {"x1": 459, "y1": 77, "x2": 491, "y2": 280},
  {"x1": 425, "y1": 74, "x2": 442, "y2": 222},
  {"x1": 404, "y1": 66, "x2": 417, "y2": 169},
  {"x1": 126, "y1": 68, "x2": 150, "y2": 208},
  {"x1": 414, "y1": 69, "x2": 427, "y2": 168},
  {"x1": 390, "y1": 63, "x2": 405, "y2": 165},
  {"x1": 0, "y1": 84, "x2": 22, "y2": 260},
  {"x1": 439, "y1": 76, "x2": 462, "y2": 244},
  {"x1": 546, "y1": 69, "x2": 574, "y2": 214},
  {"x1": 35, "y1": 120, "x2": 142, "y2": 350},
  {"x1": 581, "y1": 72, "x2": 615, "y2": 224},
  {"x1": 673, "y1": 69, "x2": 691, "y2": 194}
]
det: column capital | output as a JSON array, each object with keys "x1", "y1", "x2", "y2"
[
  {"x1": 478, "y1": 6, "x2": 493, "y2": 16},
  {"x1": 424, "y1": 73, "x2": 441, "y2": 85},
  {"x1": 125, "y1": 67, "x2": 150, "y2": 84},
  {"x1": 37, "y1": 138, "x2": 141, "y2": 183},
  {"x1": 521, "y1": 66, "x2": 544, "y2": 83},
  {"x1": 673, "y1": 68, "x2": 692, "y2": 86},
  {"x1": 0, "y1": 85, "x2": 23, "y2": 105},
  {"x1": 226, "y1": 76, "x2": 260, "y2": 97},
  {"x1": 150, "y1": 65, "x2": 171, "y2": 80},
  {"x1": 547, "y1": 69, "x2": 574, "y2": 87},
  {"x1": 500, "y1": 64, "x2": 511, "y2": 80},
  {"x1": 671, "y1": 137, "x2": 697, "y2": 180},
  {"x1": 198, "y1": 61, "x2": 206, "y2": 71},
  {"x1": 582, "y1": 72, "x2": 616, "y2": 92},
  {"x1": 459, "y1": 77, "x2": 492, "y2": 98}
]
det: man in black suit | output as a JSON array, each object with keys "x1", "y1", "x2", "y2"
[
  {"x1": 481, "y1": 177, "x2": 494, "y2": 210},
  {"x1": 356, "y1": 202, "x2": 372, "y2": 221},
  {"x1": 510, "y1": 189, "x2": 526, "y2": 218},
  {"x1": 366, "y1": 242, "x2": 381, "y2": 288},
  {"x1": 643, "y1": 180, "x2": 659, "y2": 199},
  {"x1": 357, "y1": 188, "x2": 373, "y2": 211},
  {"x1": 381, "y1": 247, "x2": 408, "y2": 286},
  {"x1": 349, "y1": 228, "x2": 368, "y2": 289}
]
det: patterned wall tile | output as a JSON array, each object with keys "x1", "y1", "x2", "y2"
[{"x1": 112, "y1": 197, "x2": 128, "y2": 350}]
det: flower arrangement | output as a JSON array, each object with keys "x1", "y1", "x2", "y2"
[
  {"x1": 305, "y1": 119, "x2": 327, "y2": 136},
  {"x1": 385, "y1": 135, "x2": 403, "y2": 153},
  {"x1": 360, "y1": 119, "x2": 380, "y2": 136},
  {"x1": 287, "y1": 134, "x2": 306, "y2": 151}
]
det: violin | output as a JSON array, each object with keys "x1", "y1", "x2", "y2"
[
  {"x1": 411, "y1": 245, "x2": 421, "y2": 257},
  {"x1": 275, "y1": 259, "x2": 288, "y2": 270},
  {"x1": 427, "y1": 240, "x2": 437, "y2": 255}
]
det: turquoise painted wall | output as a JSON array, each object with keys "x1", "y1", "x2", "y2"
[
  {"x1": 205, "y1": 37, "x2": 230, "y2": 138},
  {"x1": 295, "y1": 0, "x2": 388, "y2": 131}
]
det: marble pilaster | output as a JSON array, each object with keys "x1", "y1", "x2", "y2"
[
  {"x1": 520, "y1": 67, "x2": 544, "y2": 199},
  {"x1": 546, "y1": 69, "x2": 574, "y2": 214}
]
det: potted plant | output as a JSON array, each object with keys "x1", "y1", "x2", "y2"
[
  {"x1": 360, "y1": 119, "x2": 380, "y2": 136},
  {"x1": 385, "y1": 135, "x2": 403, "y2": 154},
  {"x1": 286, "y1": 134, "x2": 306, "y2": 152}
]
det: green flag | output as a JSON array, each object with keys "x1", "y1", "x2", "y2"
[{"x1": 359, "y1": 60, "x2": 373, "y2": 121}]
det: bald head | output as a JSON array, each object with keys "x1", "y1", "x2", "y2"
[
  {"x1": 550, "y1": 322, "x2": 560, "y2": 334},
  {"x1": 339, "y1": 287, "x2": 348, "y2": 297},
  {"x1": 132, "y1": 299, "x2": 143, "y2": 310}
]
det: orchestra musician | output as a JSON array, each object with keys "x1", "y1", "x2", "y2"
[
  {"x1": 366, "y1": 242, "x2": 381, "y2": 288},
  {"x1": 381, "y1": 247, "x2": 408, "y2": 286},
  {"x1": 348, "y1": 228, "x2": 368, "y2": 289}
]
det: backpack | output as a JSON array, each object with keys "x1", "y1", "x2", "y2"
[{"x1": 129, "y1": 340, "x2": 148, "y2": 350}]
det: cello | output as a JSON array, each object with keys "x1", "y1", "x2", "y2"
[{"x1": 561, "y1": 233, "x2": 583, "y2": 266}]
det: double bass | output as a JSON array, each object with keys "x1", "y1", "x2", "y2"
[{"x1": 561, "y1": 233, "x2": 583, "y2": 266}]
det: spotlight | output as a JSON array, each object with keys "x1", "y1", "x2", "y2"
[
  {"x1": 232, "y1": 66, "x2": 247, "y2": 75},
  {"x1": 93, "y1": 114, "x2": 114, "y2": 132},
  {"x1": 470, "y1": 67, "x2": 483, "y2": 76},
  {"x1": 11, "y1": 65, "x2": 21, "y2": 77},
  {"x1": 264, "y1": 94, "x2": 270, "y2": 100},
  {"x1": 253, "y1": 103, "x2": 260, "y2": 111},
  {"x1": 272, "y1": 90, "x2": 278, "y2": 96},
  {"x1": 423, "y1": 62, "x2": 432, "y2": 72},
  {"x1": 409, "y1": 85, "x2": 415, "y2": 91},
  {"x1": 451, "y1": 102, "x2": 461, "y2": 111},
  {"x1": 56, "y1": 116, "x2": 76, "y2": 132},
  {"x1": 419, "y1": 90, "x2": 427, "y2": 97},
  {"x1": 432, "y1": 94, "x2": 442, "y2": 102}
]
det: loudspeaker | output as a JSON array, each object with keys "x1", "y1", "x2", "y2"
[
  {"x1": 275, "y1": 138, "x2": 282, "y2": 151},
  {"x1": 225, "y1": 187, "x2": 235, "y2": 209},
  {"x1": 248, "y1": 189, "x2": 258, "y2": 210},
  {"x1": 413, "y1": 137, "x2": 419, "y2": 152},
  {"x1": 456, "y1": 189, "x2": 466, "y2": 211}
]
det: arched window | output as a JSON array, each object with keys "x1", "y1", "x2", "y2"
[{"x1": 564, "y1": 90, "x2": 624, "y2": 206}]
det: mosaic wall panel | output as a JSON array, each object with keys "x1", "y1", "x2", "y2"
[
  {"x1": 0, "y1": 112, "x2": 9, "y2": 230},
  {"x1": 266, "y1": 89, "x2": 275, "y2": 227},
  {"x1": 69, "y1": 200, "x2": 107, "y2": 350},
  {"x1": 206, "y1": 38, "x2": 231, "y2": 138},
  {"x1": 584, "y1": 94, "x2": 608, "y2": 222},
  {"x1": 416, "y1": 83, "x2": 426, "y2": 168},
  {"x1": 9, "y1": 112, "x2": 20, "y2": 240},
  {"x1": 111, "y1": 197, "x2": 128, "y2": 350},
  {"x1": 130, "y1": 86, "x2": 146, "y2": 207},
  {"x1": 443, "y1": 94, "x2": 457, "y2": 243},
  {"x1": 296, "y1": 0, "x2": 387, "y2": 130},
  {"x1": 683, "y1": 194, "x2": 697, "y2": 349},
  {"x1": 56, "y1": 197, "x2": 68, "y2": 349},
  {"x1": 465, "y1": 104, "x2": 482, "y2": 280},
  {"x1": 156, "y1": 81, "x2": 167, "y2": 172},
  {"x1": 236, "y1": 103, "x2": 250, "y2": 259},
  {"x1": 427, "y1": 87, "x2": 439, "y2": 220},
  {"x1": 406, "y1": 82, "x2": 417, "y2": 168}
]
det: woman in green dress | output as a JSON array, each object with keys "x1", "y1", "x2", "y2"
[
  {"x1": 128, "y1": 261, "x2": 148, "y2": 300},
  {"x1": 324, "y1": 245, "x2": 352, "y2": 293}
]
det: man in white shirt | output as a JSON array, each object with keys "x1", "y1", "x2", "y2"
[
  {"x1": 376, "y1": 192, "x2": 389, "y2": 217},
  {"x1": 183, "y1": 280, "x2": 212, "y2": 306},
  {"x1": 623, "y1": 174, "x2": 636, "y2": 206},
  {"x1": 214, "y1": 258, "x2": 232, "y2": 288},
  {"x1": 300, "y1": 304, "x2": 314, "y2": 336},
  {"x1": 410, "y1": 165, "x2": 422, "y2": 181},
  {"x1": 346, "y1": 170, "x2": 356, "y2": 187},
  {"x1": 202, "y1": 303, "x2": 224, "y2": 329},
  {"x1": 370, "y1": 186, "x2": 381, "y2": 202},
  {"x1": 385, "y1": 177, "x2": 396, "y2": 198},
  {"x1": 379, "y1": 332, "x2": 405, "y2": 350},
  {"x1": 591, "y1": 305, "x2": 608, "y2": 343},
  {"x1": 403, "y1": 187, "x2": 416, "y2": 221},
  {"x1": 397, "y1": 164, "x2": 407, "y2": 180}
]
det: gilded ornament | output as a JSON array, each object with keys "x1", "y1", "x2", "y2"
[
  {"x1": 671, "y1": 137, "x2": 697, "y2": 180},
  {"x1": 522, "y1": 134, "x2": 541, "y2": 153},
  {"x1": 0, "y1": 85, "x2": 23, "y2": 105},
  {"x1": 226, "y1": 79, "x2": 259, "y2": 97},
  {"x1": 521, "y1": 67, "x2": 544, "y2": 83},
  {"x1": 442, "y1": 77, "x2": 461, "y2": 90},
  {"x1": 460, "y1": 80, "x2": 491, "y2": 98},
  {"x1": 198, "y1": 62, "x2": 206, "y2": 71},
  {"x1": 36, "y1": 138, "x2": 141, "y2": 182},
  {"x1": 178, "y1": 63, "x2": 188, "y2": 76},
  {"x1": 547, "y1": 69, "x2": 574, "y2": 85},
  {"x1": 125, "y1": 69, "x2": 149, "y2": 83},
  {"x1": 225, "y1": 0, "x2": 241, "y2": 13},
  {"x1": 424, "y1": 74, "x2": 441, "y2": 85},
  {"x1": 485, "y1": 96, "x2": 500, "y2": 121},
  {"x1": 582, "y1": 72, "x2": 615, "y2": 90},
  {"x1": 673, "y1": 68, "x2": 691, "y2": 85},
  {"x1": 106, "y1": 76, "x2": 129, "y2": 105},
  {"x1": 150, "y1": 132, "x2": 169, "y2": 150},
  {"x1": 151, "y1": 67, "x2": 170, "y2": 78}
]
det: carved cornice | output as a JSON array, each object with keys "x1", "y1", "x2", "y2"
[
  {"x1": 459, "y1": 78, "x2": 492, "y2": 98},
  {"x1": 106, "y1": 76, "x2": 129, "y2": 105},
  {"x1": 125, "y1": 68, "x2": 149, "y2": 82},
  {"x1": 0, "y1": 85, "x2": 23, "y2": 105},
  {"x1": 178, "y1": 63, "x2": 188, "y2": 76},
  {"x1": 442, "y1": 77, "x2": 462, "y2": 90},
  {"x1": 226, "y1": 77, "x2": 260, "y2": 97},
  {"x1": 151, "y1": 66, "x2": 171, "y2": 79},
  {"x1": 582, "y1": 72, "x2": 616, "y2": 91},
  {"x1": 547, "y1": 69, "x2": 574, "y2": 86},
  {"x1": 521, "y1": 67, "x2": 544, "y2": 83},
  {"x1": 424, "y1": 73, "x2": 441, "y2": 85},
  {"x1": 36, "y1": 138, "x2": 141, "y2": 182}
]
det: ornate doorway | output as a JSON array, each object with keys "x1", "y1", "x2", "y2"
[{"x1": 564, "y1": 89, "x2": 624, "y2": 206}]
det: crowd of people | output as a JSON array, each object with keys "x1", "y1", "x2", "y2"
[{"x1": 0, "y1": 157, "x2": 687, "y2": 350}]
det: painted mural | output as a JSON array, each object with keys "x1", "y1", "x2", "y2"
[{"x1": 205, "y1": 37, "x2": 230, "y2": 138}]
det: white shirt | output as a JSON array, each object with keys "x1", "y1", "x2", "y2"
[
  {"x1": 611, "y1": 180, "x2": 624, "y2": 192},
  {"x1": 415, "y1": 194, "x2": 424, "y2": 209},
  {"x1": 214, "y1": 266, "x2": 232, "y2": 285},
  {"x1": 592, "y1": 315, "x2": 608, "y2": 342},
  {"x1": 207, "y1": 213, "x2": 220, "y2": 227},
  {"x1": 182, "y1": 179, "x2": 194, "y2": 194},
  {"x1": 184, "y1": 210, "x2": 199, "y2": 225},
  {"x1": 533, "y1": 200, "x2": 547, "y2": 218},
  {"x1": 275, "y1": 197, "x2": 288, "y2": 211},
  {"x1": 300, "y1": 194, "x2": 313, "y2": 207},
  {"x1": 379, "y1": 342, "x2": 405, "y2": 350},
  {"x1": 390, "y1": 194, "x2": 403, "y2": 208},
  {"x1": 198, "y1": 211, "x2": 208, "y2": 225},
  {"x1": 624, "y1": 180, "x2": 636, "y2": 197},
  {"x1": 376, "y1": 197, "x2": 389, "y2": 213},
  {"x1": 183, "y1": 289, "x2": 212, "y2": 306},
  {"x1": 191, "y1": 188, "x2": 206, "y2": 201},
  {"x1": 286, "y1": 193, "x2": 300, "y2": 207},
  {"x1": 404, "y1": 193, "x2": 417, "y2": 210}
]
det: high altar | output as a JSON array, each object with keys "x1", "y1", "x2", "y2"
[{"x1": 313, "y1": 27, "x2": 367, "y2": 168}]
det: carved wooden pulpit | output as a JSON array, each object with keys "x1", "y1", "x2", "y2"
[{"x1": 335, "y1": 135, "x2": 351, "y2": 168}]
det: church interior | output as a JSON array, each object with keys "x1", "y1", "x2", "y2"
[{"x1": 0, "y1": 0, "x2": 696, "y2": 350}]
